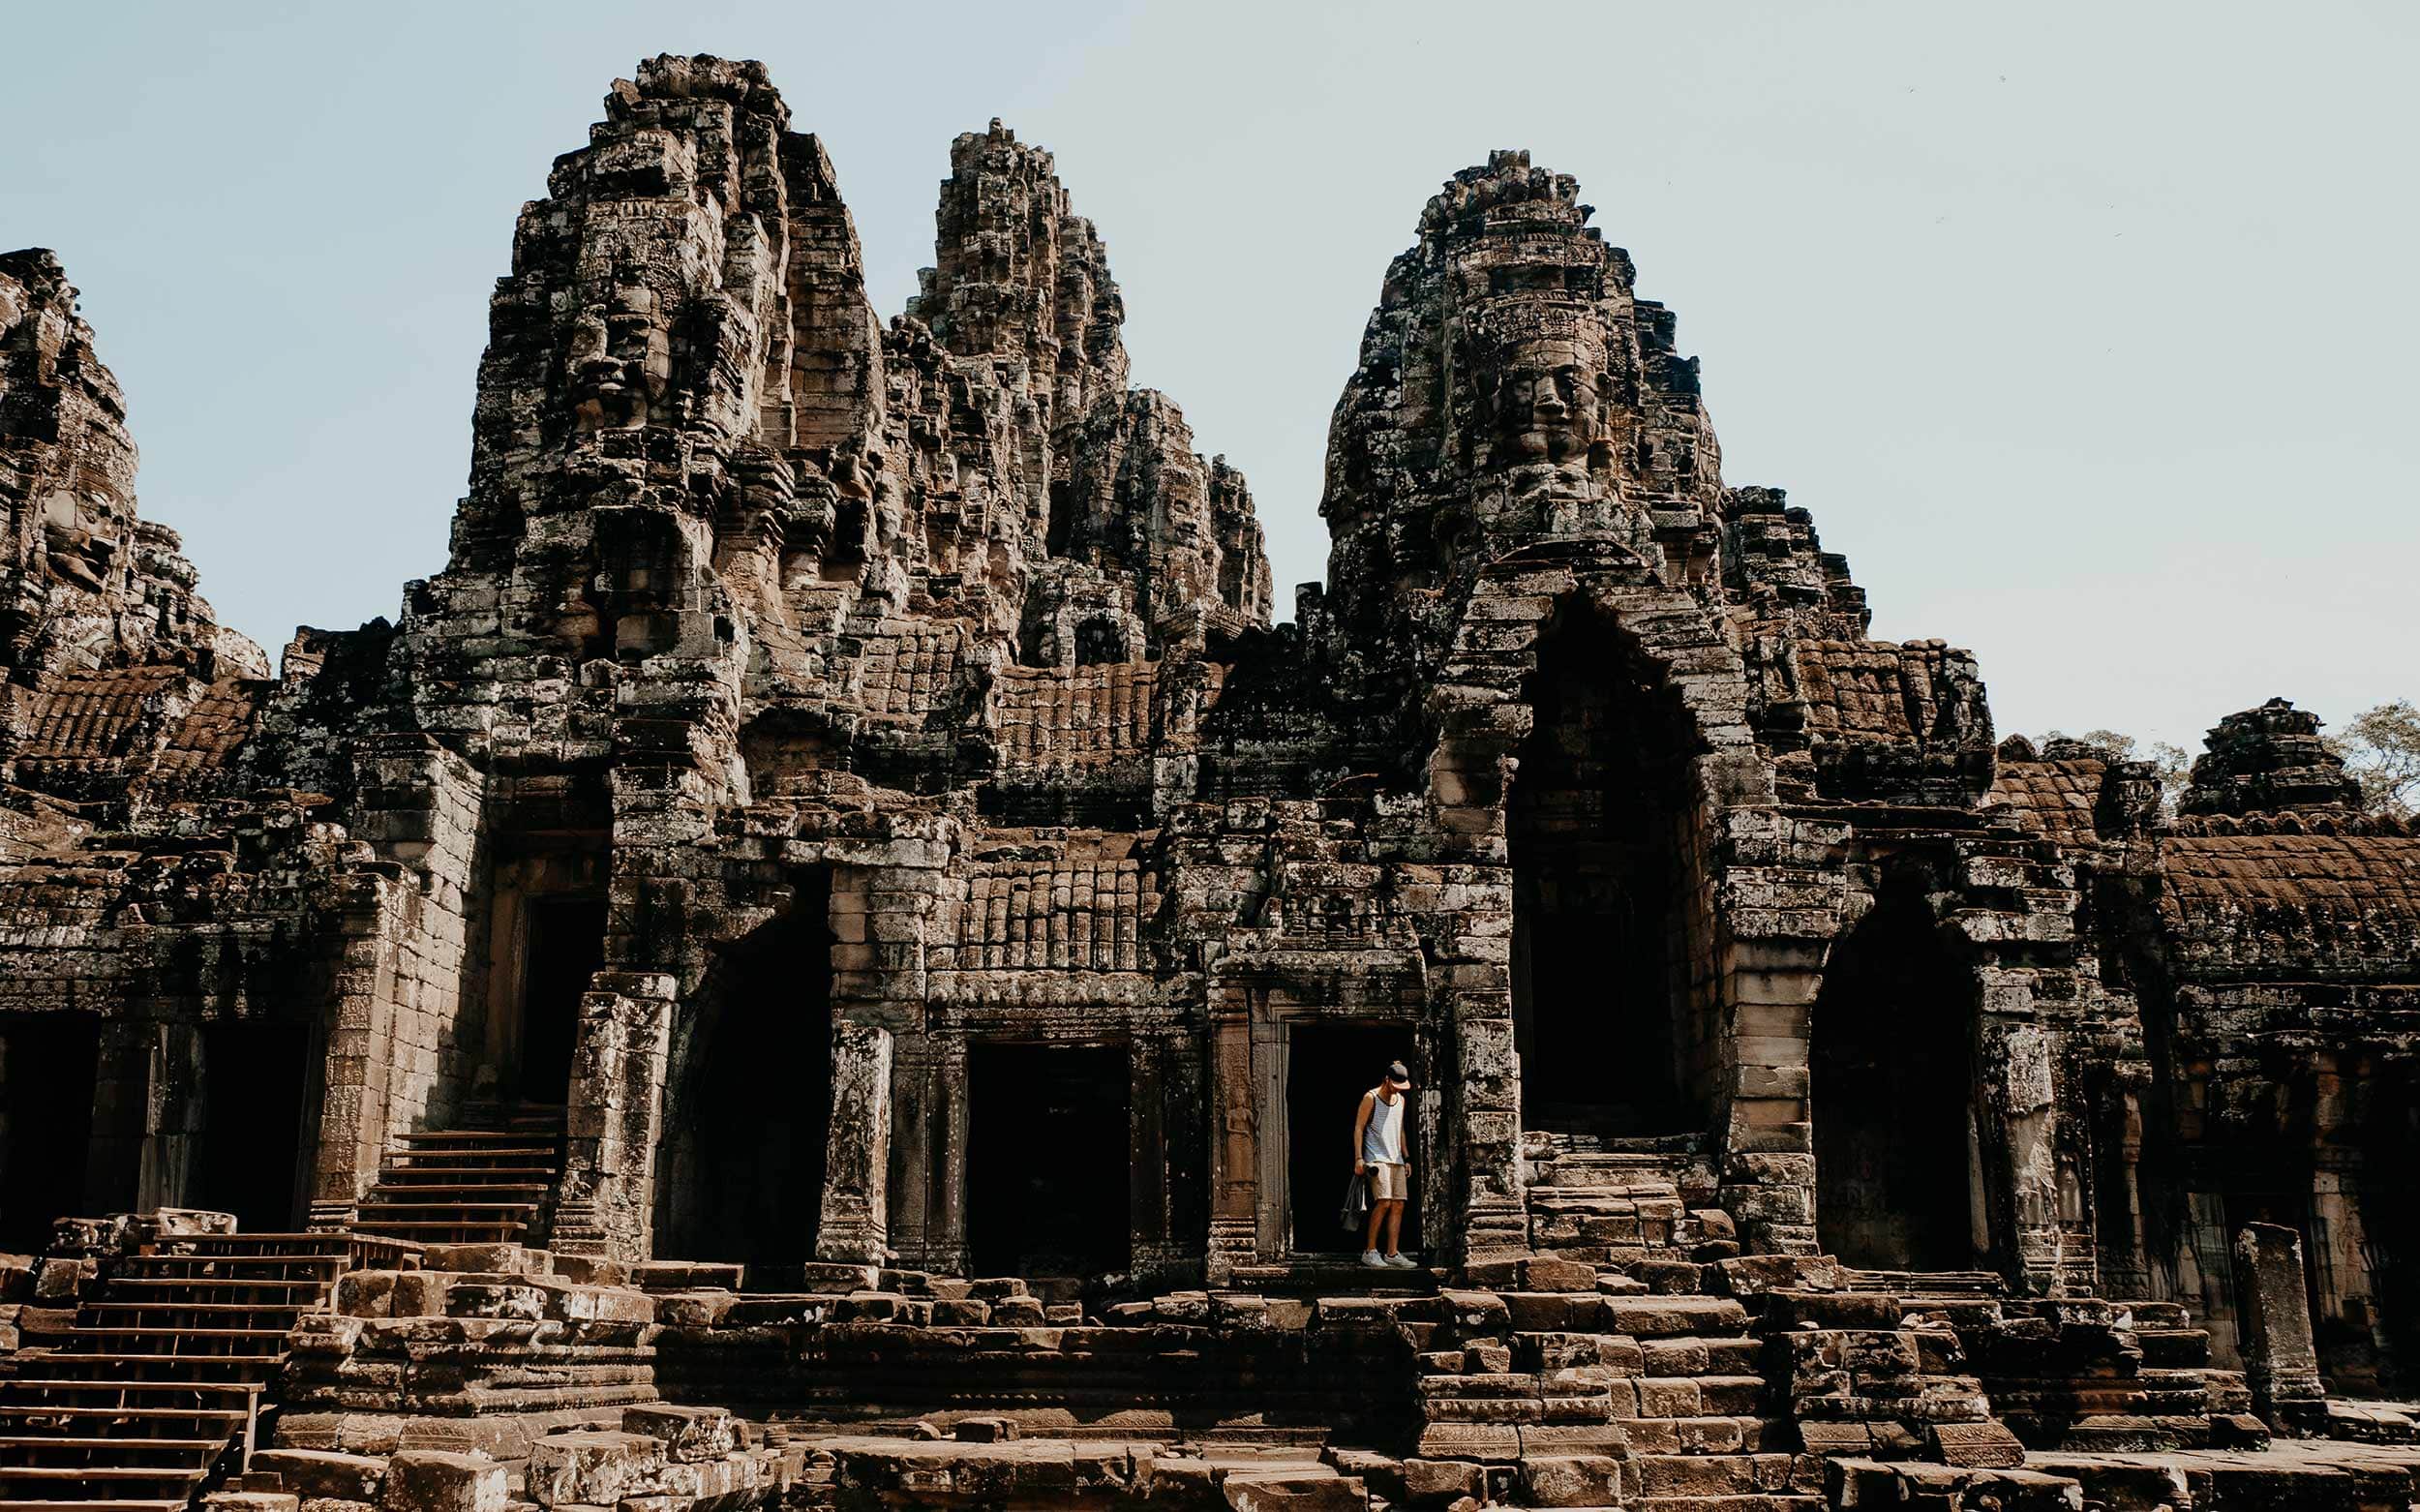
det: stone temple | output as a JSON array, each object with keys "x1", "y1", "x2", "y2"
[{"x1": 0, "y1": 52, "x2": 2413, "y2": 1512}]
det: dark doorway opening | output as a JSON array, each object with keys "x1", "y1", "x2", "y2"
[
  {"x1": 968, "y1": 1043, "x2": 1129, "y2": 1281},
  {"x1": 521, "y1": 895, "x2": 606, "y2": 1103},
  {"x1": 197, "y1": 1022, "x2": 310, "y2": 1232},
  {"x1": 1509, "y1": 604, "x2": 1696, "y2": 1136},
  {"x1": 1812, "y1": 887, "x2": 1975, "y2": 1270},
  {"x1": 1288, "y1": 1023, "x2": 1417, "y2": 1255},
  {"x1": 0, "y1": 1015, "x2": 99, "y2": 1251},
  {"x1": 668, "y1": 872, "x2": 835, "y2": 1273}
]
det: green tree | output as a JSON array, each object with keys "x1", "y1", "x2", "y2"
[
  {"x1": 2334, "y1": 700, "x2": 2420, "y2": 818},
  {"x1": 2041, "y1": 728, "x2": 2193, "y2": 814}
]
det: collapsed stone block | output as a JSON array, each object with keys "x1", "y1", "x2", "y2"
[
  {"x1": 380, "y1": 1452, "x2": 505, "y2": 1512},
  {"x1": 250, "y1": 1448, "x2": 388, "y2": 1503},
  {"x1": 1515, "y1": 1454, "x2": 1621, "y2": 1507},
  {"x1": 1218, "y1": 1469, "x2": 1366, "y2": 1511},
  {"x1": 2232, "y1": 1222, "x2": 2327, "y2": 1434},
  {"x1": 622, "y1": 1404, "x2": 736, "y2": 1463},
  {"x1": 525, "y1": 1430, "x2": 667, "y2": 1507}
]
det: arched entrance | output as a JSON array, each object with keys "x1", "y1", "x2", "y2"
[
  {"x1": 656, "y1": 869, "x2": 835, "y2": 1272},
  {"x1": 1811, "y1": 880, "x2": 1977, "y2": 1270},
  {"x1": 1507, "y1": 602, "x2": 1705, "y2": 1136}
]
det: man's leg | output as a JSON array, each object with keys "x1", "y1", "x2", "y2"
[
  {"x1": 1381, "y1": 1198, "x2": 1405, "y2": 1256},
  {"x1": 1364, "y1": 1193, "x2": 1386, "y2": 1255}
]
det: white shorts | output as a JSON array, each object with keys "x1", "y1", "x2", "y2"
[{"x1": 1368, "y1": 1163, "x2": 1409, "y2": 1202}]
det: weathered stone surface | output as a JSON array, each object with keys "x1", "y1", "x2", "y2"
[
  {"x1": 378, "y1": 1452, "x2": 506, "y2": 1512},
  {"x1": 0, "y1": 53, "x2": 2416, "y2": 1512}
]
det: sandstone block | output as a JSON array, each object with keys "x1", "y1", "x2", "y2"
[
  {"x1": 423, "y1": 1243, "x2": 535, "y2": 1275},
  {"x1": 525, "y1": 1430, "x2": 667, "y2": 1507},
  {"x1": 380, "y1": 1452, "x2": 505, "y2": 1512},
  {"x1": 1219, "y1": 1469, "x2": 1365, "y2": 1511},
  {"x1": 1395, "y1": 1459, "x2": 1482, "y2": 1506},
  {"x1": 622, "y1": 1404, "x2": 736, "y2": 1463},
  {"x1": 1516, "y1": 1454, "x2": 1621, "y2": 1507},
  {"x1": 251, "y1": 1449, "x2": 388, "y2": 1502}
]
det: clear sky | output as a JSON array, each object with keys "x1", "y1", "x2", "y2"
[{"x1": 6, "y1": 1, "x2": 2412, "y2": 754}]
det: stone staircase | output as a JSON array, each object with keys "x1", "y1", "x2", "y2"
[
  {"x1": 1520, "y1": 1135, "x2": 1735, "y2": 1271},
  {"x1": 1407, "y1": 1258, "x2": 1818, "y2": 1511},
  {"x1": 351, "y1": 1104, "x2": 565, "y2": 1247},
  {"x1": 0, "y1": 1231, "x2": 374, "y2": 1512}
]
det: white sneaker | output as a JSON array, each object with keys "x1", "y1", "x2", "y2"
[
  {"x1": 1385, "y1": 1253, "x2": 1418, "y2": 1269},
  {"x1": 1360, "y1": 1249, "x2": 1387, "y2": 1268}
]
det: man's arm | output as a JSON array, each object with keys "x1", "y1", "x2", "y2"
[{"x1": 1351, "y1": 1091, "x2": 1374, "y2": 1172}]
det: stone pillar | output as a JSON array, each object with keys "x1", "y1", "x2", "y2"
[
  {"x1": 1713, "y1": 809, "x2": 1845, "y2": 1256},
  {"x1": 83, "y1": 1017, "x2": 157, "y2": 1222},
  {"x1": 552, "y1": 972, "x2": 676, "y2": 1259},
  {"x1": 1718, "y1": 934, "x2": 1822, "y2": 1255},
  {"x1": 141, "y1": 1023, "x2": 206, "y2": 1213},
  {"x1": 306, "y1": 874, "x2": 406, "y2": 1231},
  {"x1": 1205, "y1": 1004, "x2": 1256, "y2": 1285},
  {"x1": 883, "y1": 1034, "x2": 965, "y2": 1275},
  {"x1": 816, "y1": 1018, "x2": 893, "y2": 1262},
  {"x1": 1451, "y1": 986, "x2": 1527, "y2": 1263},
  {"x1": 2232, "y1": 1221, "x2": 2328, "y2": 1435},
  {"x1": 1129, "y1": 1036, "x2": 1171, "y2": 1282}
]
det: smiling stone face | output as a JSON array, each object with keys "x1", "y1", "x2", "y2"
[
  {"x1": 1488, "y1": 331, "x2": 1607, "y2": 467},
  {"x1": 1496, "y1": 337, "x2": 1601, "y2": 463}
]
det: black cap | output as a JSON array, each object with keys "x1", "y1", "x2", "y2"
[{"x1": 1387, "y1": 1060, "x2": 1412, "y2": 1085}]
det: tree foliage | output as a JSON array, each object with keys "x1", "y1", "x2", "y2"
[
  {"x1": 2040, "y1": 728, "x2": 2193, "y2": 813},
  {"x1": 2036, "y1": 701, "x2": 2416, "y2": 821},
  {"x1": 2333, "y1": 699, "x2": 2420, "y2": 818}
]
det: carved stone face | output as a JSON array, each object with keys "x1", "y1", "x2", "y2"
[{"x1": 1493, "y1": 336, "x2": 1602, "y2": 464}]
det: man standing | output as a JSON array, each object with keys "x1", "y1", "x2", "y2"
[{"x1": 1353, "y1": 1060, "x2": 1417, "y2": 1268}]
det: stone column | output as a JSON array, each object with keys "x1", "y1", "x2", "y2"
[
  {"x1": 883, "y1": 1034, "x2": 966, "y2": 1274},
  {"x1": 142, "y1": 1023, "x2": 206, "y2": 1213},
  {"x1": 2232, "y1": 1222, "x2": 2328, "y2": 1435},
  {"x1": 305, "y1": 874, "x2": 406, "y2": 1232},
  {"x1": 816, "y1": 1018, "x2": 893, "y2": 1262},
  {"x1": 1129, "y1": 1036, "x2": 1171, "y2": 1281},
  {"x1": 83, "y1": 1018, "x2": 157, "y2": 1222},
  {"x1": 552, "y1": 972, "x2": 676, "y2": 1259},
  {"x1": 1450, "y1": 985, "x2": 1527, "y2": 1263},
  {"x1": 1712, "y1": 809, "x2": 1845, "y2": 1256},
  {"x1": 1204, "y1": 1000, "x2": 1256, "y2": 1285}
]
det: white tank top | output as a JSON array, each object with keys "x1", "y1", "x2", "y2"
[{"x1": 1362, "y1": 1089, "x2": 1407, "y2": 1164}]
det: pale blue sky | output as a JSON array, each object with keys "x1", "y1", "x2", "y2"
[{"x1": 6, "y1": 2, "x2": 2412, "y2": 753}]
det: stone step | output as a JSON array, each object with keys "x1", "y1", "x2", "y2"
[
  {"x1": 2134, "y1": 1328, "x2": 2213, "y2": 1366},
  {"x1": 1632, "y1": 1451, "x2": 1805, "y2": 1497},
  {"x1": 0, "y1": 1381, "x2": 257, "y2": 1402},
  {"x1": 1609, "y1": 1416, "x2": 1783, "y2": 1456},
  {"x1": 1635, "y1": 1496, "x2": 1820, "y2": 1512},
  {"x1": 0, "y1": 1468, "x2": 198, "y2": 1488},
  {"x1": 113, "y1": 1256, "x2": 339, "y2": 1278},
  {"x1": 0, "y1": 1502, "x2": 190, "y2": 1512},
  {"x1": 1639, "y1": 1336, "x2": 1764, "y2": 1376},
  {"x1": 0, "y1": 1408, "x2": 243, "y2": 1429},
  {"x1": 0, "y1": 1438, "x2": 219, "y2": 1467},
  {"x1": 383, "y1": 1143, "x2": 560, "y2": 1161},
  {"x1": 1598, "y1": 1296, "x2": 1749, "y2": 1337}
]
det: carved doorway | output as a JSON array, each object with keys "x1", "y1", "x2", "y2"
[
  {"x1": 196, "y1": 1021, "x2": 311, "y2": 1232},
  {"x1": 1811, "y1": 885, "x2": 1977, "y2": 1271},
  {"x1": 0, "y1": 1014, "x2": 98, "y2": 1250},
  {"x1": 656, "y1": 869, "x2": 834, "y2": 1272},
  {"x1": 1508, "y1": 603, "x2": 1698, "y2": 1136},
  {"x1": 517, "y1": 894, "x2": 605, "y2": 1104},
  {"x1": 967, "y1": 1043, "x2": 1130, "y2": 1284},
  {"x1": 1286, "y1": 1022, "x2": 1416, "y2": 1255}
]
